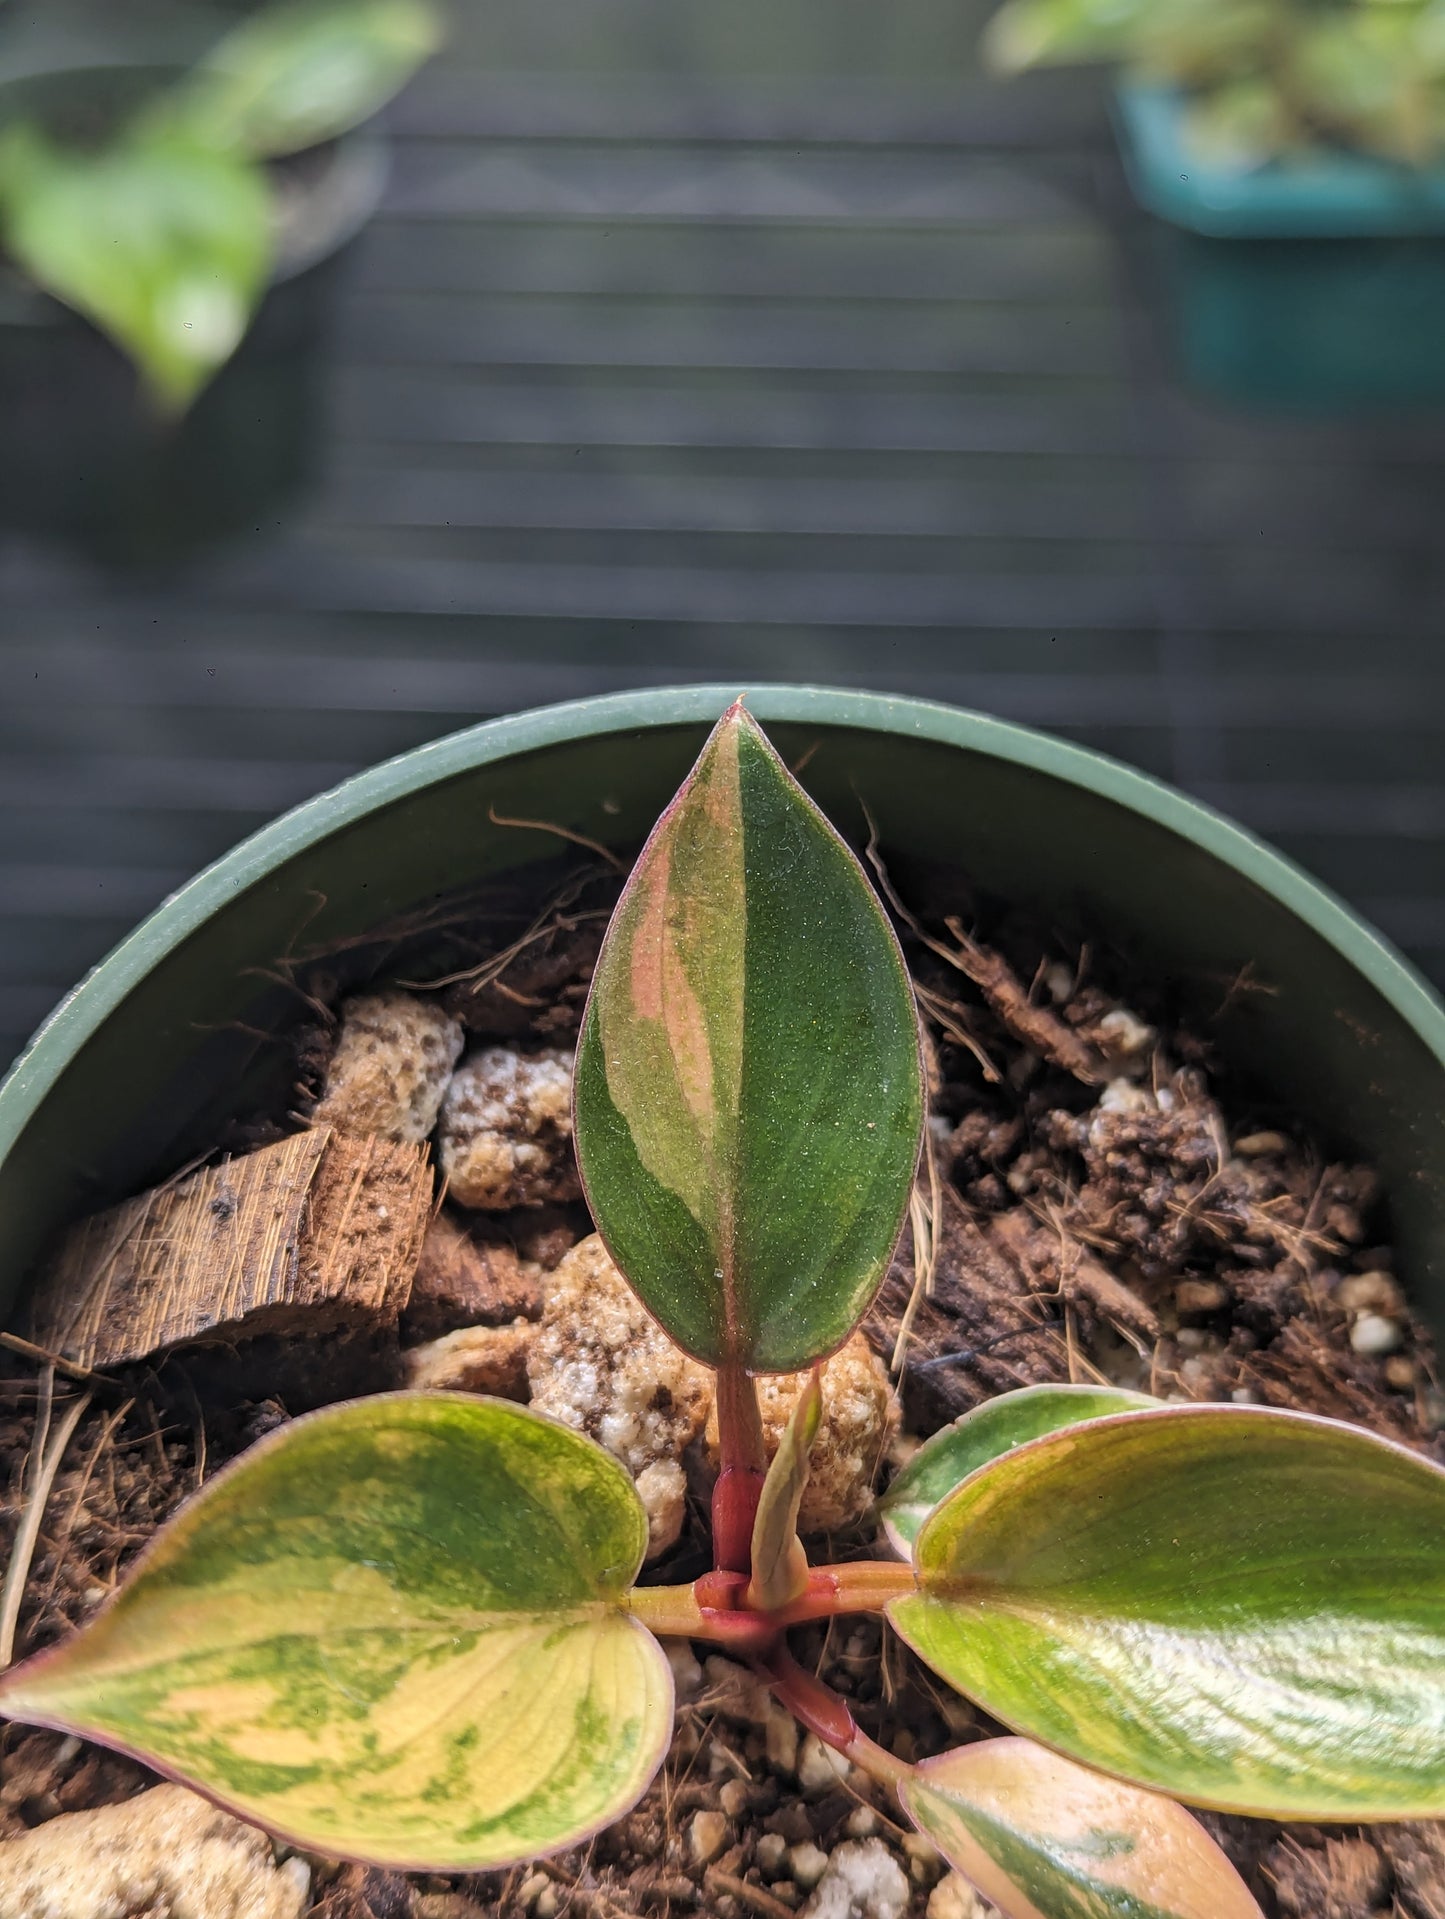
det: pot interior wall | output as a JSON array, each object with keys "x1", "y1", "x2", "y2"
[{"x1": 3, "y1": 704, "x2": 1443, "y2": 1338}]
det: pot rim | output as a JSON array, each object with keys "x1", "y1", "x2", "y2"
[{"x1": 3, "y1": 682, "x2": 1443, "y2": 1162}]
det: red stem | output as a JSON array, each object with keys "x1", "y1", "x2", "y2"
[
  {"x1": 757, "y1": 1646, "x2": 915, "y2": 1791},
  {"x1": 713, "y1": 1364, "x2": 767, "y2": 1574},
  {"x1": 625, "y1": 1562, "x2": 917, "y2": 1647}
]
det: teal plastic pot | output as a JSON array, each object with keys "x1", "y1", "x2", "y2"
[
  {"x1": 1114, "y1": 84, "x2": 1445, "y2": 409},
  {"x1": 1115, "y1": 83, "x2": 1445, "y2": 238},
  {"x1": 2, "y1": 686, "x2": 1443, "y2": 1341}
]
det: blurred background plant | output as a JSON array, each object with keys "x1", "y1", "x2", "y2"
[
  {"x1": 0, "y1": 0, "x2": 443, "y2": 410},
  {"x1": 984, "y1": 0, "x2": 1445, "y2": 170}
]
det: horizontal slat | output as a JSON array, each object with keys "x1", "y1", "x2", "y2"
[
  {"x1": 2, "y1": 639, "x2": 1442, "y2": 729},
  {"x1": 381, "y1": 141, "x2": 1091, "y2": 226},
  {"x1": 0, "y1": 865, "x2": 191, "y2": 917},
  {"x1": 351, "y1": 219, "x2": 1116, "y2": 303},
  {"x1": 386, "y1": 68, "x2": 1109, "y2": 149},
  {"x1": 316, "y1": 465, "x2": 1146, "y2": 541},
  {"x1": 333, "y1": 293, "x2": 1122, "y2": 377},
  {"x1": 327, "y1": 371, "x2": 1134, "y2": 456}
]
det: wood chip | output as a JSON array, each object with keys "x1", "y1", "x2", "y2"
[
  {"x1": 24, "y1": 1128, "x2": 432, "y2": 1371},
  {"x1": 402, "y1": 1210, "x2": 543, "y2": 1341}
]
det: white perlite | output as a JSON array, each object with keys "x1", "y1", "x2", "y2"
[
  {"x1": 927, "y1": 1873, "x2": 999, "y2": 1919},
  {"x1": 527, "y1": 1234, "x2": 711, "y2": 1556},
  {"x1": 0, "y1": 1783, "x2": 309, "y2": 1919},
  {"x1": 312, "y1": 990, "x2": 463, "y2": 1143},
  {"x1": 800, "y1": 1841, "x2": 910, "y2": 1919},
  {"x1": 438, "y1": 1047, "x2": 580, "y2": 1209},
  {"x1": 705, "y1": 1333, "x2": 899, "y2": 1533}
]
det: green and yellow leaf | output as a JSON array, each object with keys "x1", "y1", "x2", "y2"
[
  {"x1": 0, "y1": 1395, "x2": 672, "y2": 1868},
  {"x1": 573, "y1": 702, "x2": 924, "y2": 1373},
  {"x1": 0, "y1": 122, "x2": 271, "y2": 412},
  {"x1": 888, "y1": 1404, "x2": 1445, "y2": 1819},
  {"x1": 878, "y1": 1385, "x2": 1158, "y2": 1555},
  {"x1": 901, "y1": 1738, "x2": 1263, "y2": 1919}
]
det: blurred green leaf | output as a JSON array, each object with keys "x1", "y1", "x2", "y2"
[
  {"x1": 1132, "y1": 0, "x2": 1277, "y2": 85},
  {"x1": 0, "y1": 121, "x2": 271, "y2": 411},
  {"x1": 983, "y1": 0, "x2": 1150, "y2": 73},
  {"x1": 1181, "y1": 78, "x2": 1292, "y2": 168},
  {"x1": 161, "y1": 0, "x2": 444, "y2": 158},
  {"x1": 889, "y1": 1404, "x2": 1445, "y2": 1819}
]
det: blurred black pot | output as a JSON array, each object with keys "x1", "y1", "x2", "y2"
[{"x1": 0, "y1": 62, "x2": 387, "y2": 567}]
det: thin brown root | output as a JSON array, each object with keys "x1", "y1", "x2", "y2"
[
  {"x1": 0, "y1": 1333, "x2": 104, "y2": 1390},
  {"x1": 487, "y1": 804, "x2": 627, "y2": 874},
  {"x1": 0, "y1": 1385, "x2": 93, "y2": 1667},
  {"x1": 706, "y1": 1870, "x2": 796, "y2": 1919}
]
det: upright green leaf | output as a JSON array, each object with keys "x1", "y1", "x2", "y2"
[
  {"x1": 574, "y1": 703, "x2": 923, "y2": 1372},
  {"x1": 0, "y1": 1396, "x2": 672, "y2": 1868},
  {"x1": 0, "y1": 123, "x2": 271, "y2": 411},
  {"x1": 158, "y1": 0, "x2": 444, "y2": 158},
  {"x1": 888, "y1": 1404, "x2": 1445, "y2": 1818},
  {"x1": 901, "y1": 1738, "x2": 1263, "y2": 1919},
  {"x1": 879, "y1": 1385, "x2": 1158, "y2": 1555}
]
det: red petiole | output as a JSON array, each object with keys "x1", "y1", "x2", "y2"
[
  {"x1": 638, "y1": 1361, "x2": 921, "y2": 1784},
  {"x1": 627, "y1": 1561, "x2": 917, "y2": 1646}
]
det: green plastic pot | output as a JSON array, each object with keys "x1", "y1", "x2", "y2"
[{"x1": 2, "y1": 685, "x2": 1443, "y2": 1342}]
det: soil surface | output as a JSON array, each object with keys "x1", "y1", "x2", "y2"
[{"x1": 2, "y1": 857, "x2": 1442, "y2": 1919}]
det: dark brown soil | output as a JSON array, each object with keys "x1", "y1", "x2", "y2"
[{"x1": 1, "y1": 860, "x2": 1441, "y2": 1919}]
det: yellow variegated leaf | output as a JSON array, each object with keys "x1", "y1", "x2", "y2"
[
  {"x1": 902, "y1": 1739, "x2": 1263, "y2": 1919},
  {"x1": 0, "y1": 1395, "x2": 672, "y2": 1869},
  {"x1": 889, "y1": 1404, "x2": 1445, "y2": 1818},
  {"x1": 878, "y1": 1385, "x2": 1158, "y2": 1555}
]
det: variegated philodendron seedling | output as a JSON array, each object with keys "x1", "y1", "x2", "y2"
[{"x1": 3, "y1": 705, "x2": 1444, "y2": 1919}]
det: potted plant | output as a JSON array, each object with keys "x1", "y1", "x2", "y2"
[
  {"x1": 0, "y1": 687, "x2": 1443, "y2": 1918},
  {"x1": 981, "y1": 0, "x2": 1445, "y2": 404},
  {"x1": 0, "y1": 0, "x2": 442, "y2": 560}
]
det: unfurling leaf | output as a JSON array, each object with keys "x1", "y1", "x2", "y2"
[
  {"x1": 574, "y1": 702, "x2": 923, "y2": 1373},
  {"x1": 878, "y1": 1384, "x2": 1158, "y2": 1554},
  {"x1": 888, "y1": 1404, "x2": 1445, "y2": 1818},
  {"x1": 0, "y1": 1396, "x2": 672, "y2": 1868},
  {"x1": 747, "y1": 1367, "x2": 822, "y2": 1612},
  {"x1": 0, "y1": 123, "x2": 271, "y2": 411},
  {"x1": 901, "y1": 1738, "x2": 1263, "y2": 1919},
  {"x1": 158, "y1": 0, "x2": 444, "y2": 158}
]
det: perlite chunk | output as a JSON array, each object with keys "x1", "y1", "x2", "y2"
[
  {"x1": 801, "y1": 1841, "x2": 910, "y2": 1919},
  {"x1": 312, "y1": 990, "x2": 463, "y2": 1143},
  {"x1": 438, "y1": 1046, "x2": 581, "y2": 1209},
  {"x1": 527, "y1": 1234, "x2": 711, "y2": 1556},
  {"x1": 705, "y1": 1332, "x2": 899, "y2": 1533},
  {"x1": 0, "y1": 1783, "x2": 309, "y2": 1919}
]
